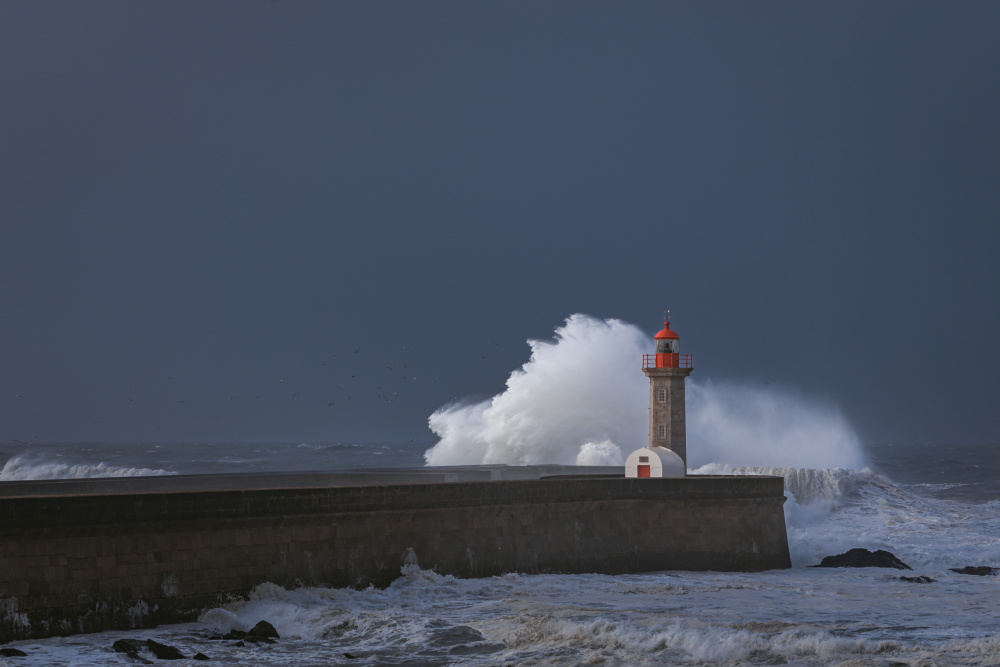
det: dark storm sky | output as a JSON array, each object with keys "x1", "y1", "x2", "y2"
[{"x1": 2, "y1": 2, "x2": 999, "y2": 446}]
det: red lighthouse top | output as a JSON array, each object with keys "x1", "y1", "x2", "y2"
[
  {"x1": 642, "y1": 309, "x2": 693, "y2": 369},
  {"x1": 653, "y1": 318, "x2": 680, "y2": 341}
]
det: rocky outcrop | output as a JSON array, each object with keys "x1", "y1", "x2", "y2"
[
  {"x1": 247, "y1": 620, "x2": 279, "y2": 640},
  {"x1": 949, "y1": 566, "x2": 999, "y2": 576},
  {"x1": 812, "y1": 548, "x2": 912, "y2": 570},
  {"x1": 112, "y1": 638, "x2": 187, "y2": 662},
  {"x1": 209, "y1": 619, "x2": 281, "y2": 644},
  {"x1": 112, "y1": 639, "x2": 150, "y2": 663},
  {"x1": 146, "y1": 639, "x2": 186, "y2": 660}
]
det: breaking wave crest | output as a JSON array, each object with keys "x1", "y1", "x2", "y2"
[
  {"x1": 701, "y1": 464, "x2": 1000, "y2": 569},
  {"x1": 693, "y1": 464, "x2": 881, "y2": 506},
  {"x1": 198, "y1": 569, "x2": 908, "y2": 665},
  {"x1": 0, "y1": 453, "x2": 172, "y2": 480},
  {"x1": 488, "y1": 613, "x2": 901, "y2": 664}
]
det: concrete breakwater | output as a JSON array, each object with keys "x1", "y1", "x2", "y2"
[{"x1": 0, "y1": 467, "x2": 790, "y2": 642}]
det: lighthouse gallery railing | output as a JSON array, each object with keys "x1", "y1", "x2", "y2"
[{"x1": 642, "y1": 353, "x2": 693, "y2": 369}]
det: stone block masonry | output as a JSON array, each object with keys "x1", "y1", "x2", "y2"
[{"x1": 0, "y1": 474, "x2": 790, "y2": 642}]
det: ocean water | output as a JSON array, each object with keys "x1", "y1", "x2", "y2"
[{"x1": 1, "y1": 441, "x2": 999, "y2": 666}]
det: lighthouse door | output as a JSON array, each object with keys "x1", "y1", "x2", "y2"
[{"x1": 637, "y1": 465, "x2": 651, "y2": 478}]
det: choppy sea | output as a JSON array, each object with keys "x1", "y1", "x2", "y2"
[{"x1": 1, "y1": 441, "x2": 999, "y2": 666}]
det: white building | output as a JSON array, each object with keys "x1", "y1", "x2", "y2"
[{"x1": 624, "y1": 446, "x2": 685, "y2": 478}]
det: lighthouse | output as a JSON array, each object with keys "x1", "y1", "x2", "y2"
[
  {"x1": 643, "y1": 310, "x2": 694, "y2": 465},
  {"x1": 625, "y1": 310, "x2": 693, "y2": 478}
]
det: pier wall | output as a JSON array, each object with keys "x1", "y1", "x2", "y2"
[{"x1": 0, "y1": 475, "x2": 789, "y2": 642}]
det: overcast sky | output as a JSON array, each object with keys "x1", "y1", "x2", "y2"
[{"x1": 2, "y1": 1, "x2": 998, "y2": 446}]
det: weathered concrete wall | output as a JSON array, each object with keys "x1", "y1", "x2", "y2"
[{"x1": 0, "y1": 475, "x2": 789, "y2": 642}]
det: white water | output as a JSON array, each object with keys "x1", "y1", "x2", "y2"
[
  {"x1": 425, "y1": 314, "x2": 866, "y2": 470},
  {"x1": 0, "y1": 452, "x2": 171, "y2": 481}
]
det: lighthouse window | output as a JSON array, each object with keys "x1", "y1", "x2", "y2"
[
  {"x1": 658, "y1": 388, "x2": 666, "y2": 403},
  {"x1": 639, "y1": 456, "x2": 648, "y2": 463},
  {"x1": 656, "y1": 339, "x2": 678, "y2": 354},
  {"x1": 658, "y1": 424, "x2": 666, "y2": 439}
]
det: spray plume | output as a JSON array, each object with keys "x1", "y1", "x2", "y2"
[{"x1": 424, "y1": 314, "x2": 866, "y2": 470}]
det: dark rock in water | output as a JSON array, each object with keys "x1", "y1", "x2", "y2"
[
  {"x1": 812, "y1": 548, "x2": 912, "y2": 570},
  {"x1": 247, "y1": 620, "x2": 280, "y2": 640},
  {"x1": 111, "y1": 639, "x2": 153, "y2": 664},
  {"x1": 145, "y1": 639, "x2": 186, "y2": 660},
  {"x1": 344, "y1": 653, "x2": 358, "y2": 659},
  {"x1": 0, "y1": 648, "x2": 28, "y2": 657},
  {"x1": 949, "y1": 566, "x2": 1000, "y2": 576},
  {"x1": 900, "y1": 575, "x2": 935, "y2": 583},
  {"x1": 209, "y1": 622, "x2": 277, "y2": 643},
  {"x1": 193, "y1": 653, "x2": 211, "y2": 661},
  {"x1": 112, "y1": 639, "x2": 146, "y2": 654}
]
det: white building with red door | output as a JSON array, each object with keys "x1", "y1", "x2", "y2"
[{"x1": 625, "y1": 446, "x2": 685, "y2": 478}]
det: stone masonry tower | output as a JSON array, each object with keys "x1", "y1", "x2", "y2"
[{"x1": 641, "y1": 310, "x2": 694, "y2": 468}]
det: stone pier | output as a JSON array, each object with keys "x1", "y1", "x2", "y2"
[{"x1": 0, "y1": 467, "x2": 790, "y2": 642}]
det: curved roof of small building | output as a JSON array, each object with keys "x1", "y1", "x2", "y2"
[{"x1": 625, "y1": 446, "x2": 685, "y2": 478}]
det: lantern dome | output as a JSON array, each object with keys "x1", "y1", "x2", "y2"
[{"x1": 653, "y1": 319, "x2": 680, "y2": 340}]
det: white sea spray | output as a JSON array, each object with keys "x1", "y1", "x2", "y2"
[
  {"x1": 425, "y1": 314, "x2": 649, "y2": 466},
  {"x1": 424, "y1": 313, "x2": 866, "y2": 471},
  {"x1": 0, "y1": 453, "x2": 171, "y2": 480}
]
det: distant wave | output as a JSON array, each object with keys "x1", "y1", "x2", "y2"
[{"x1": 0, "y1": 453, "x2": 172, "y2": 480}]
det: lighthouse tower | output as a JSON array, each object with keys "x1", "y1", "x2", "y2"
[{"x1": 641, "y1": 311, "x2": 694, "y2": 467}]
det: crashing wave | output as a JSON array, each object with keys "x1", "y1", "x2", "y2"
[{"x1": 424, "y1": 313, "x2": 866, "y2": 471}]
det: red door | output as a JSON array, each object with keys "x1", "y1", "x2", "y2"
[{"x1": 637, "y1": 465, "x2": 651, "y2": 478}]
